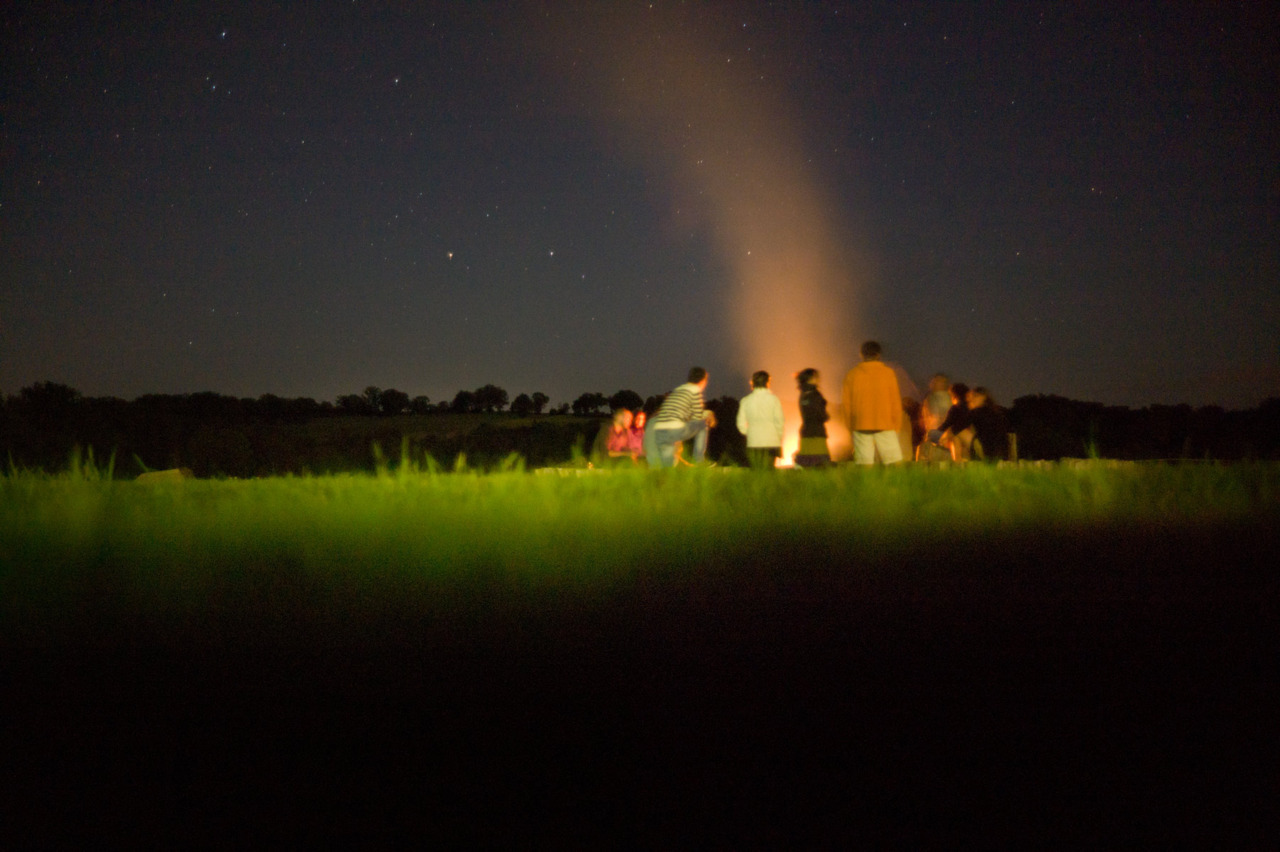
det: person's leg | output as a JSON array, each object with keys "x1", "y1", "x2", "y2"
[
  {"x1": 642, "y1": 425, "x2": 660, "y2": 466},
  {"x1": 651, "y1": 428, "x2": 682, "y2": 468},
  {"x1": 686, "y1": 420, "x2": 709, "y2": 463},
  {"x1": 666, "y1": 419, "x2": 709, "y2": 464},
  {"x1": 853, "y1": 431, "x2": 876, "y2": 465},
  {"x1": 874, "y1": 429, "x2": 904, "y2": 464}
]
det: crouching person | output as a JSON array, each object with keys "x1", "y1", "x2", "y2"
[{"x1": 643, "y1": 367, "x2": 716, "y2": 468}]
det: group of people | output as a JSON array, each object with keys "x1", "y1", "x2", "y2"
[
  {"x1": 592, "y1": 366, "x2": 717, "y2": 468},
  {"x1": 592, "y1": 343, "x2": 1010, "y2": 469},
  {"x1": 917, "y1": 373, "x2": 1011, "y2": 463}
]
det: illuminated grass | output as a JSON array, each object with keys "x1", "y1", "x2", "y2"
[{"x1": 2, "y1": 463, "x2": 1276, "y2": 640}]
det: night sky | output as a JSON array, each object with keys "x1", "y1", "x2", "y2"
[{"x1": 3, "y1": 1, "x2": 1276, "y2": 411}]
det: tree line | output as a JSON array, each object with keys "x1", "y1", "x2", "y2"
[
  {"x1": 334, "y1": 385, "x2": 656, "y2": 418},
  {"x1": 2, "y1": 381, "x2": 1278, "y2": 477},
  {"x1": 0, "y1": 381, "x2": 657, "y2": 476}
]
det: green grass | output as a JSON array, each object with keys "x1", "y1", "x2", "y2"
[{"x1": 3, "y1": 462, "x2": 1277, "y2": 642}]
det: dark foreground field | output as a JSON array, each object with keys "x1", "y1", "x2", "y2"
[{"x1": 4, "y1": 522, "x2": 1277, "y2": 846}]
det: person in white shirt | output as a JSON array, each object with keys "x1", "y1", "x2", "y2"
[{"x1": 736, "y1": 370, "x2": 786, "y2": 470}]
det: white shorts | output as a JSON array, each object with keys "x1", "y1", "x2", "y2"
[{"x1": 853, "y1": 430, "x2": 903, "y2": 465}]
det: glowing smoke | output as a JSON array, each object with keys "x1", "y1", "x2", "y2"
[{"x1": 531, "y1": 5, "x2": 869, "y2": 459}]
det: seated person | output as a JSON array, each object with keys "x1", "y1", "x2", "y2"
[
  {"x1": 591, "y1": 408, "x2": 637, "y2": 466},
  {"x1": 629, "y1": 410, "x2": 647, "y2": 461},
  {"x1": 933, "y1": 382, "x2": 971, "y2": 461},
  {"x1": 964, "y1": 387, "x2": 1010, "y2": 461},
  {"x1": 921, "y1": 373, "x2": 953, "y2": 434}
]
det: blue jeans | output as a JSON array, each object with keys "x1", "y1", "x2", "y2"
[{"x1": 644, "y1": 420, "x2": 709, "y2": 468}]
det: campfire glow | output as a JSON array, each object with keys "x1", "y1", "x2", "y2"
[{"x1": 535, "y1": 6, "x2": 870, "y2": 464}]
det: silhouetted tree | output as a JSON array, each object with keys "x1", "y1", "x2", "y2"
[
  {"x1": 609, "y1": 389, "x2": 644, "y2": 413},
  {"x1": 363, "y1": 386, "x2": 382, "y2": 413},
  {"x1": 644, "y1": 395, "x2": 665, "y2": 417},
  {"x1": 336, "y1": 394, "x2": 373, "y2": 415},
  {"x1": 409, "y1": 395, "x2": 432, "y2": 414},
  {"x1": 18, "y1": 381, "x2": 82, "y2": 419},
  {"x1": 379, "y1": 388, "x2": 411, "y2": 415},
  {"x1": 510, "y1": 393, "x2": 534, "y2": 417},
  {"x1": 451, "y1": 390, "x2": 477, "y2": 413},
  {"x1": 473, "y1": 384, "x2": 509, "y2": 413},
  {"x1": 572, "y1": 392, "x2": 608, "y2": 416},
  {"x1": 531, "y1": 392, "x2": 550, "y2": 414},
  {"x1": 254, "y1": 393, "x2": 287, "y2": 421},
  {"x1": 8, "y1": 382, "x2": 84, "y2": 468},
  {"x1": 283, "y1": 397, "x2": 322, "y2": 421}
]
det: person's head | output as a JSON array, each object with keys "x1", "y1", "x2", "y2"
[
  {"x1": 860, "y1": 340, "x2": 882, "y2": 361},
  {"x1": 687, "y1": 366, "x2": 708, "y2": 388},
  {"x1": 929, "y1": 373, "x2": 950, "y2": 393},
  {"x1": 967, "y1": 386, "x2": 993, "y2": 409},
  {"x1": 632, "y1": 410, "x2": 646, "y2": 429},
  {"x1": 612, "y1": 408, "x2": 634, "y2": 429},
  {"x1": 797, "y1": 368, "x2": 819, "y2": 389},
  {"x1": 751, "y1": 370, "x2": 770, "y2": 389},
  {"x1": 950, "y1": 382, "x2": 970, "y2": 405}
]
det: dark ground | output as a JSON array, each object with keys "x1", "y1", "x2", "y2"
[{"x1": 4, "y1": 523, "x2": 1278, "y2": 846}]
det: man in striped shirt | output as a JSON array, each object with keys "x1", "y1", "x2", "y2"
[{"x1": 643, "y1": 366, "x2": 716, "y2": 468}]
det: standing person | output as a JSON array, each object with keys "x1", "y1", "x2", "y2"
[
  {"x1": 736, "y1": 370, "x2": 785, "y2": 470},
  {"x1": 793, "y1": 368, "x2": 832, "y2": 468},
  {"x1": 841, "y1": 340, "x2": 904, "y2": 465},
  {"x1": 643, "y1": 367, "x2": 716, "y2": 468}
]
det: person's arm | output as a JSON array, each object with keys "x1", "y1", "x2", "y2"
[
  {"x1": 736, "y1": 398, "x2": 749, "y2": 436},
  {"x1": 937, "y1": 405, "x2": 960, "y2": 435},
  {"x1": 771, "y1": 396, "x2": 784, "y2": 440},
  {"x1": 691, "y1": 391, "x2": 706, "y2": 423}
]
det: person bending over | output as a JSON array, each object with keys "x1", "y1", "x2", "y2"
[{"x1": 643, "y1": 367, "x2": 716, "y2": 468}]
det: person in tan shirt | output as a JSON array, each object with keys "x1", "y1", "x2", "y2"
[{"x1": 842, "y1": 340, "x2": 904, "y2": 465}]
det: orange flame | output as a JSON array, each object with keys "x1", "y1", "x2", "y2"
[{"x1": 531, "y1": 7, "x2": 870, "y2": 461}]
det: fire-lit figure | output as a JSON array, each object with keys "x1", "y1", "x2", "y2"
[
  {"x1": 629, "y1": 410, "x2": 647, "y2": 462},
  {"x1": 841, "y1": 341, "x2": 905, "y2": 465},
  {"x1": 917, "y1": 374, "x2": 955, "y2": 462},
  {"x1": 736, "y1": 371, "x2": 785, "y2": 470},
  {"x1": 793, "y1": 369, "x2": 833, "y2": 468}
]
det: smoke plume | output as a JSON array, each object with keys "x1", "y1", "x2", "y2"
[{"x1": 531, "y1": 4, "x2": 868, "y2": 458}]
